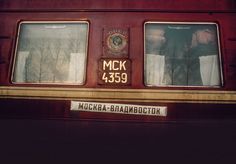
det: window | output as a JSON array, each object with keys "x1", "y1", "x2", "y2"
[
  {"x1": 12, "y1": 21, "x2": 89, "y2": 85},
  {"x1": 144, "y1": 22, "x2": 222, "y2": 87}
]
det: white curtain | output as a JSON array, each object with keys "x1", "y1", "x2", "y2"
[
  {"x1": 145, "y1": 54, "x2": 220, "y2": 86},
  {"x1": 145, "y1": 54, "x2": 165, "y2": 86},
  {"x1": 13, "y1": 51, "x2": 29, "y2": 82},
  {"x1": 68, "y1": 53, "x2": 86, "y2": 84},
  {"x1": 199, "y1": 55, "x2": 220, "y2": 86}
]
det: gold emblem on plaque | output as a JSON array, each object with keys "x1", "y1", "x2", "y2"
[
  {"x1": 103, "y1": 28, "x2": 129, "y2": 57},
  {"x1": 107, "y1": 33, "x2": 127, "y2": 55}
]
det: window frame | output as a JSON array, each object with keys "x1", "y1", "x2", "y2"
[
  {"x1": 11, "y1": 21, "x2": 89, "y2": 85},
  {"x1": 144, "y1": 21, "x2": 224, "y2": 88}
]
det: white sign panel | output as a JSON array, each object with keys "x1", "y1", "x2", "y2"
[{"x1": 71, "y1": 101, "x2": 167, "y2": 117}]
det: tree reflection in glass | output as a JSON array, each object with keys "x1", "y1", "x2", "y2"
[{"x1": 13, "y1": 22, "x2": 88, "y2": 85}]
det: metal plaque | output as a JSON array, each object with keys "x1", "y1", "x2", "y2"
[
  {"x1": 71, "y1": 101, "x2": 167, "y2": 117},
  {"x1": 98, "y1": 58, "x2": 131, "y2": 85}
]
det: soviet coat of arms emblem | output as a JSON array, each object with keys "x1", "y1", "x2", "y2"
[{"x1": 103, "y1": 28, "x2": 129, "y2": 57}]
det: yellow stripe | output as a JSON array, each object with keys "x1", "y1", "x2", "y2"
[{"x1": 0, "y1": 86, "x2": 236, "y2": 104}]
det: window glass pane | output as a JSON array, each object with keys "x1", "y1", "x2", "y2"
[
  {"x1": 144, "y1": 22, "x2": 222, "y2": 87},
  {"x1": 12, "y1": 22, "x2": 89, "y2": 84}
]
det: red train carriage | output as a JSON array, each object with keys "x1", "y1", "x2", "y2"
[
  {"x1": 1, "y1": 0, "x2": 236, "y2": 163},
  {"x1": 0, "y1": 0, "x2": 236, "y2": 121}
]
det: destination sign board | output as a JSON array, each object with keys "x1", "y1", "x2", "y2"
[{"x1": 71, "y1": 101, "x2": 167, "y2": 117}]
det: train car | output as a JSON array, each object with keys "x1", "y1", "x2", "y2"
[
  {"x1": 0, "y1": 0, "x2": 236, "y2": 122},
  {"x1": 0, "y1": 0, "x2": 236, "y2": 121},
  {"x1": 1, "y1": 0, "x2": 236, "y2": 163}
]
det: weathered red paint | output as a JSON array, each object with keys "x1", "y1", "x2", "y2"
[{"x1": 0, "y1": 0, "x2": 236, "y2": 121}]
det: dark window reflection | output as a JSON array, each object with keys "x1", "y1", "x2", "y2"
[{"x1": 145, "y1": 23, "x2": 221, "y2": 86}]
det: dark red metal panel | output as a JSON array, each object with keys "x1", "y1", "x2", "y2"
[
  {"x1": 1, "y1": 2, "x2": 236, "y2": 162},
  {"x1": 0, "y1": 0, "x2": 236, "y2": 11},
  {"x1": 0, "y1": 0, "x2": 236, "y2": 121}
]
